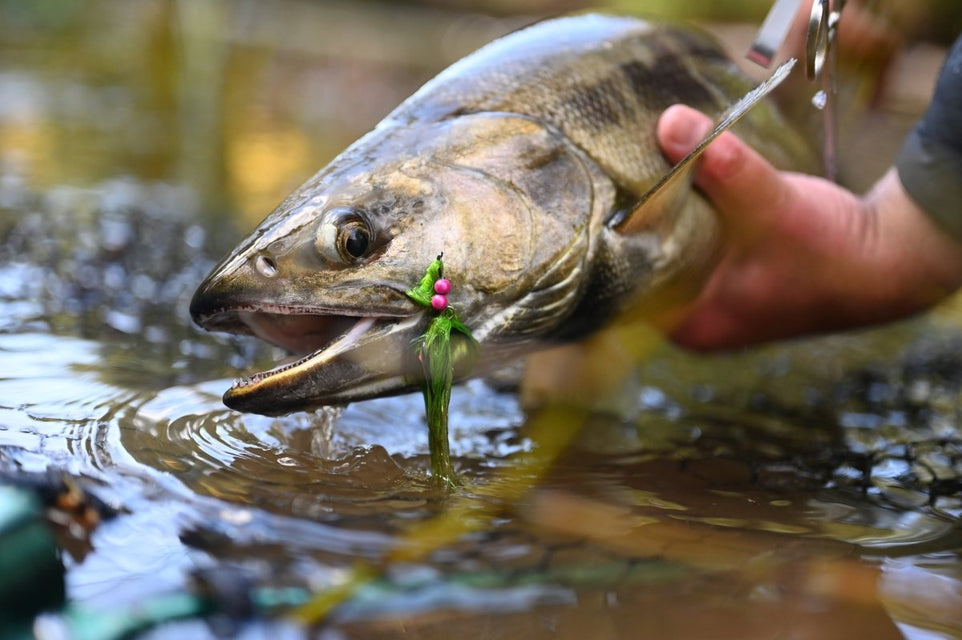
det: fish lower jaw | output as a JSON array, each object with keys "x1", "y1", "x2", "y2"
[
  {"x1": 229, "y1": 316, "x2": 378, "y2": 392},
  {"x1": 221, "y1": 313, "x2": 427, "y2": 414}
]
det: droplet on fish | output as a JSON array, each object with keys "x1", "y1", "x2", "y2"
[{"x1": 812, "y1": 90, "x2": 827, "y2": 110}]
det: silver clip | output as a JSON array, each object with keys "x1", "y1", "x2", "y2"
[
  {"x1": 806, "y1": 0, "x2": 845, "y2": 82},
  {"x1": 749, "y1": 0, "x2": 846, "y2": 181},
  {"x1": 806, "y1": 0, "x2": 828, "y2": 78},
  {"x1": 808, "y1": 0, "x2": 846, "y2": 180}
]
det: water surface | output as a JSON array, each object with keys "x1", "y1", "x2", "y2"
[{"x1": 1, "y1": 2, "x2": 961, "y2": 638}]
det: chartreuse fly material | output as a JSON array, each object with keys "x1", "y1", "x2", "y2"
[{"x1": 405, "y1": 254, "x2": 479, "y2": 487}]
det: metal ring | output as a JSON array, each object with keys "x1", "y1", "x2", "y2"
[{"x1": 806, "y1": 0, "x2": 830, "y2": 80}]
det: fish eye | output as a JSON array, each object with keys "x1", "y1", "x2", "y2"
[
  {"x1": 315, "y1": 207, "x2": 374, "y2": 264},
  {"x1": 343, "y1": 225, "x2": 370, "y2": 258}
]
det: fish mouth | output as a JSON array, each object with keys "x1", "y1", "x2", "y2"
[
  {"x1": 234, "y1": 310, "x2": 373, "y2": 360},
  {"x1": 198, "y1": 307, "x2": 425, "y2": 416}
]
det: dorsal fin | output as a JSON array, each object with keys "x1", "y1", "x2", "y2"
[{"x1": 614, "y1": 58, "x2": 796, "y2": 234}]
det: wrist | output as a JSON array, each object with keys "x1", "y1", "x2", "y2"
[{"x1": 867, "y1": 169, "x2": 962, "y2": 313}]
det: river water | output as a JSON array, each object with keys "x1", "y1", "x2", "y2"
[{"x1": 1, "y1": 2, "x2": 961, "y2": 638}]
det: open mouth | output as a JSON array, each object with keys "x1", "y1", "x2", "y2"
[
  {"x1": 230, "y1": 311, "x2": 377, "y2": 389},
  {"x1": 197, "y1": 306, "x2": 426, "y2": 415}
]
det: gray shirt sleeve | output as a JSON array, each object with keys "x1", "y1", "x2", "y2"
[{"x1": 895, "y1": 34, "x2": 962, "y2": 239}]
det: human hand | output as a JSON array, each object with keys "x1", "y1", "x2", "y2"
[{"x1": 656, "y1": 104, "x2": 962, "y2": 351}]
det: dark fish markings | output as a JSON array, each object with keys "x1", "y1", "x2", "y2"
[
  {"x1": 620, "y1": 57, "x2": 716, "y2": 110},
  {"x1": 560, "y1": 76, "x2": 631, "y2": 131}
]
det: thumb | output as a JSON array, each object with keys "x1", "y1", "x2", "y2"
[
  {"x1": 657, "y1": 104, "x2": 713, "y2": 162},
  {"x1": 657, "y1": 104, "x2": 791, "y2": 232}
]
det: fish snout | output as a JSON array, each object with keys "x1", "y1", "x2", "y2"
[
  {"x1": 189, "y1": 276, "x2": 235, "y2": 332},
  {"x1": 189, "y1": 250, "x2": 272, "y2": 332}
]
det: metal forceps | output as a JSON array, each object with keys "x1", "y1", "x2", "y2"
[{"x1": 749, "y1": 0, "x2": 847, "y2": 181}]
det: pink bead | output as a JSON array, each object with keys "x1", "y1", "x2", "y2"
[
  {"x1": 430, "y1": 294, "x2": 448, "y2": 310},
  {"x1": 434, "y1": 278, "x2": 451, "y2": 295}
]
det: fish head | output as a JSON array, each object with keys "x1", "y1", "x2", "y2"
[{"x1": 191, "y1": 113, "x2": 604, "y2": 415}]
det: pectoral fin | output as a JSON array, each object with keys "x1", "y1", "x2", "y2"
[{"x1": 614, "y1": 58, "x2": 797, "y2": 235}]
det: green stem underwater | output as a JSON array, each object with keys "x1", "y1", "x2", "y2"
[{"x1": 421, "y1": 343, "x2": 456, "y2": 487}]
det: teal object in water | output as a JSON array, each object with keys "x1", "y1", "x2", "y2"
[{"x1": 0, "y1": 485, "x2": 66, "y2": 633}]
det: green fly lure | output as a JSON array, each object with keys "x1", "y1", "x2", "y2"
[{"x1": 406, "y1": 254, "x2": 479, "y2": 487}]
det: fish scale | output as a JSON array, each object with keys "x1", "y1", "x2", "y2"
[{"x1": 385, "y1": 15, "x2": 805, "y2": 196}]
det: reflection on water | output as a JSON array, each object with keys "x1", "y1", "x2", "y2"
[
  {"x1": 4, "y1": 319, "x2": 962, "y2": 637},
  {"x1": 2, "y1": 1, "x2": 962, "y2": 638}
]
